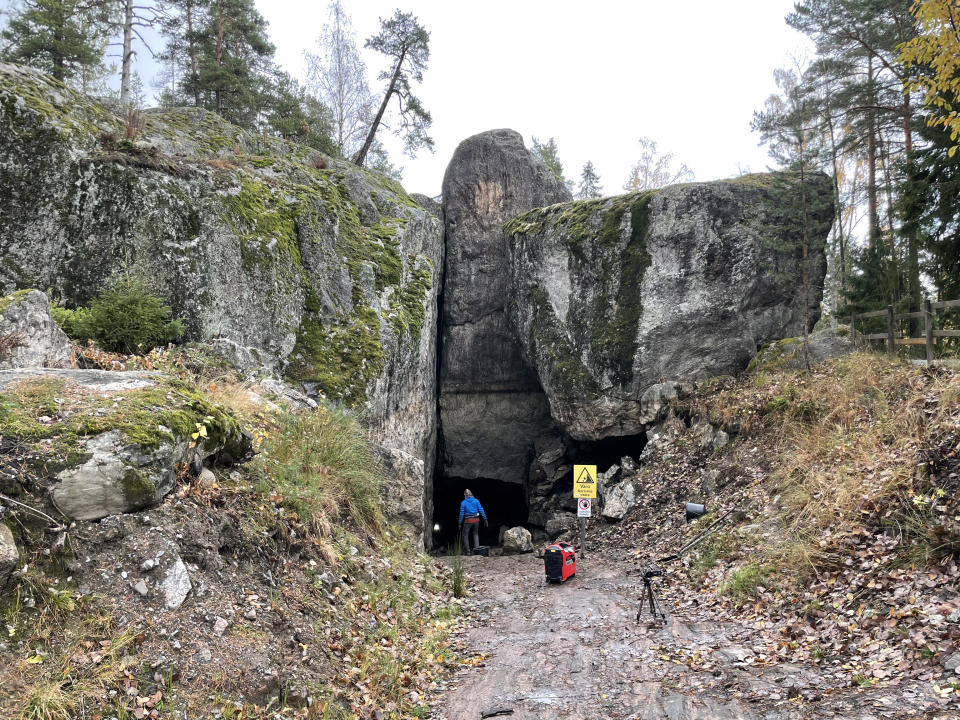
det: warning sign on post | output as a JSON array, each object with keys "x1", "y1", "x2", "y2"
[
  {"x1": 578, "y1": 498, "x2": 592, "y2": 517},
  {"x1": 573, "y1": 464, "x2": 597, "y2": 499}
]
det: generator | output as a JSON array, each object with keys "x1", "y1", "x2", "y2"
[{"x1": 544, "y1": 542, "x2": 577, "y2": 583}]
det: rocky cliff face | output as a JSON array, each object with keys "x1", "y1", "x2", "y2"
[
  {"x1": 0, "y1": 62, "x2": 838, "y2": 545},
  {"x1": 438, "y1": 129, "x2": 571, "y2": 492},
  {"x1": 505, "y1": 175, "x2": 833, "y2": 440},
  {"x1": 0, "y1": 64, "x2": 442, "y2": 542}
]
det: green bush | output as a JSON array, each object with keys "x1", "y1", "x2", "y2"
[{"x1": 51, "y1": 281, "x2": 184, "y2": 354}]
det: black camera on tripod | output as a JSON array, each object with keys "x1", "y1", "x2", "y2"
[{"x1": 643, "y1": 568, "x2": 663, "y2": 580}]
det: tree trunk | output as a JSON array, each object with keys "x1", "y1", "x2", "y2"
[
  {"x1": 866, "y1": 56, "x2": 880, "y2": 248},
  {"x1": 799, "y1": 133, "x2": 811, "y2": 374},
  {"x1": 215, "y1": 0, "x2": 225, "y2": 116},
  {"x1": 119, "y1": 0, "x2": 135, "y2": 106},
  {"x1": 186, "y1": 0, "x2": 200, "y2": 105},
  {"x1": 352, "y1": 48, "x2": 406, "y2": 168},
  {"x1": 825, "y1": 111, "x2": 846, "y2": 309},
  {"x1": 902, "y1": 92, "x2": 921, "y2": 331}
]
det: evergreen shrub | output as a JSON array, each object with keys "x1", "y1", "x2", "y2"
[{"x1": 52, "y1": 280, "x2": 184, "y2": 354}]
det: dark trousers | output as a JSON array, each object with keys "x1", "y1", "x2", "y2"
[{"x1": 461, "y1": 521, "x2": 479, "y2": 553}]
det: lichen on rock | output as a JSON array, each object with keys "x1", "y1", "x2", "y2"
[
  {"x1": 0, "y1": 64, "x2": 443, "y2": 503},
  {"x1": 506, "y1": 173, "x2": 835, "y2": 440}
]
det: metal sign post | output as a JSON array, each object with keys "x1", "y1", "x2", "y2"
[
  {"x1": 577, "y1": 498, "x2": 592, "y2": 558},
  {"x1": 573, "y1": 465, "x2": 596, "y2": 558}
]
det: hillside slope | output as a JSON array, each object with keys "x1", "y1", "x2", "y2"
[
  {"x1": 0, "y1": 344, "x2": 463, "y2": 720},
  {"x1": 598, "y1": 352, "x2": 960, "y2": 701}
]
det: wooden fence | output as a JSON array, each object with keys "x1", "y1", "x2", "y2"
[{"x1": 849, "y1": 298, "x2": 960, "y2": 365}]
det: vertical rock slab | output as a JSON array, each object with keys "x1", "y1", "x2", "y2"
[
  {"x1": 439, "y1": 130, "x2": 571, "y2": 485},
  {"x1": 506, "y1": 174, "x2": 834, "y2": 440},
  {"x1": 0, "y1": 289, "x2": 73, "y2": 369}
]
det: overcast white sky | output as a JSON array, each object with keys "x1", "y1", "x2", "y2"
[{"x1": 256, "y1": 0, "x2": 812, "y2": 198}]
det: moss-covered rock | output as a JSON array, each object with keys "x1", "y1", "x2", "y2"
[
  {"x1": 506, "y1": 174, "x2": 835, "y2": 440},
  {"x1": 748, "y1": 328, "x2": 854, "y2": 372},
  {"x1": 0, "y1": 64, "x2": 443, "y2": 484},
  {"x1": 0, "y1": 367, "x2": 250, "y2": 520}
]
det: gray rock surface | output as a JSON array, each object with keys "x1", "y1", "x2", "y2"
[
  {"x1": 377, "y1": 447, "x2": 427, "y2": 546},
  {"x1": 162, "y1": 556, "x2": 192, "y2": 609},
  {"x1": 52, "y1": 430, "x2": 192, "y2": 521},
  {"x1": 438, "y1": 129, "x2": 571, "y2": 489},
  {"x1": 0, "y1": 289, "x2": 73, "y2": 369},
  {"x1": 502, "y1": 526, "x2": 533, "y2": 554},
  {"x1": 506, "y1": 174, "x2": 834, "y2": 440},
  {"x1": 750, "y1": 328, "x2": 854, "y2": 372},
  {"x1": 0, "y1": 523, "x2": 19, "y2": 590},
  {"x1": 0, "y1": 64, "x2": 442, "y2": 542},
  {"x1": 601, "y1": 480, "x2": 637, "y2": 521}
]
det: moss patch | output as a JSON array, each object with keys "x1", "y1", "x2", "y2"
[
  {"x1": 528, "y1": 287, "x2": 599, "y2": 397},
  {"x1": 222, "y1": 175, "x2": 301, "y2": 273},
  {"x1": 120, "y1": 468, "x2": 158, "y2": 508},
  {"x1": 285, "y1": 308, "x2": 386, "y2": 407},
  {"x1": 386, "y1": 258, "x2": 432, "y2": 342},
  {"x1": 0, "y1": 375, "x2": 244, "y2": 470},
  {"x1": 0, "y1": 288, "x2": 33, "y2": 315}
]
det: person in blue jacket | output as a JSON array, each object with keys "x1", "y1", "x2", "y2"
[{"x1": 458, "y1": 488, "x2": 487, "y2": 553}]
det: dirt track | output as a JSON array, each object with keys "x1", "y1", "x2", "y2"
[{"x1": 434, "y1": 553, "x2": 957, "y2": 720}]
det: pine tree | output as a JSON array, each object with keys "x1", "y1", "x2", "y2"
[
  {"x1": 752, "y1": 64, "x2": 834, "y2": 370},
  {"x1": 531, "y1": 137, "x2": 573, "y2": 190},
  {"x1": 179, "y1": 0, "x2": 275, "y2": 128},
  {"x1": 576, "y1": 161, "x2": 602, "y2": 199},
  {"x1": 1, "y1": 0, "x2": 108, "y2": 82},
  {"x1": 264, "y1": 70, "x2": 336, "y2": 153},
  {"x1": 787, "y1": 0, "x2": 920, "y2": 312},
  {"x1": 353, "y1": 10, "x2": 432, "y2": 168}
]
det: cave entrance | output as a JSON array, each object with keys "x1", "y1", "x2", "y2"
[
  {"x1": 431, "y1": 477, "x2": 528, "y2": 553},
  {"x1": 564, "y1": 432, "x2": 647, "y2": 474}
]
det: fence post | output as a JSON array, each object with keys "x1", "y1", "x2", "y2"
[
  {"x1": 886, "y1": 305, "x2": 896, "y2": 355},
  {"x1": 924, "y1": 298, "x2": 934, "y2": 366},
  {"x1": 849, "y1": 313, "x2": 857, "y2": 348}
]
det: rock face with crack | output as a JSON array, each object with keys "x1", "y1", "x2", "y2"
[
  {"x1": 438, "y1": 129, "x2": 570, "y2": 487},
  {"x1": 505, "y1": 174, "x2": 834, "y2": 440}
]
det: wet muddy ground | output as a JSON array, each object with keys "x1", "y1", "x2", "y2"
[{"x1": 434, "y1": 553, "x2": 957, "y2": 720}]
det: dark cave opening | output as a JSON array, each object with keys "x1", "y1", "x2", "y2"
[
  {"x1": 431, "y1": 477, "x2": 528, "y2": 552},
  {"x1": 564, "y1": 431, "x2": 647, "y2": 474}
]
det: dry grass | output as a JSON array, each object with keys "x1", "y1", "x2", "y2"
[
  {"x1": 695, "y1": 353, "x2": 960, "y2": 586},
  {"x1": 0, "y1": 330, "x2": 26, "y2": 361}
]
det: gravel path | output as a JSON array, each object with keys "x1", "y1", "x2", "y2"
[{"x1": 435, "y1": 553, "x2": 957, "y2": 720}]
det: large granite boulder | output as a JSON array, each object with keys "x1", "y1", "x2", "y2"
[
  {"x1": 502, "y1": 526, "x2": 533, "y2": 554},
  {"x1": 438, "y1": 129, "x2": 570, "y2": 486},
  {"x1": 0, "y1": 289, "x2": 73, "y2": 369},
  {"x1": 505, "y1": 174, "x2": 834, "y2": 440},
  {"x1": 0, "y1": 65, "x2": 442, "y2": 540}
]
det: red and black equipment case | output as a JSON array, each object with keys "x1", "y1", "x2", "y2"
[{"x1": 544, "y1": 542, "x2": 577, "y2": 582}]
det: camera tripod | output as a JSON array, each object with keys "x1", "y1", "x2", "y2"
[{"x1": 636, "y1": 567, "x2": 667, "y2": 625}]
